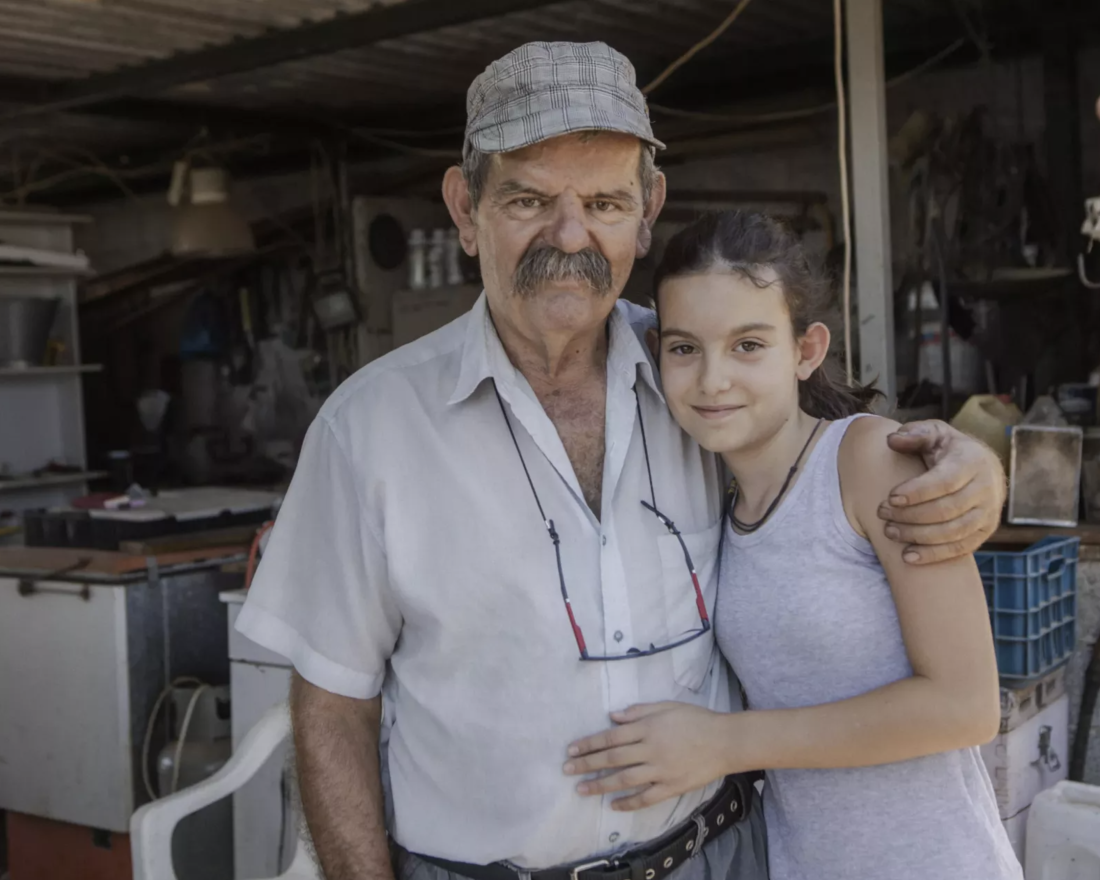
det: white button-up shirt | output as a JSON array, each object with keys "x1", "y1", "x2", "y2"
[{"x1": 237, "y1": 293, "x2": 733, "y2": 869}]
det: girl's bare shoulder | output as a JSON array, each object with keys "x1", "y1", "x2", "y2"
[{"x1": 837, "y1": 416, "x2": 927, "y2": 531}]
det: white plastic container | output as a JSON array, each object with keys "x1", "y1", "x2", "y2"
[{"x1": 1024, "y1": 780, "x2": 1100, "y2": 879}]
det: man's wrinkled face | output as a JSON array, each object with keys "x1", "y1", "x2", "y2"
[{"x1": 445, "y1": 132, "x2": 662, "y2": 344}]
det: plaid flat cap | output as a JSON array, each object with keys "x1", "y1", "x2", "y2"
[{"x1": 464, "y1": 41, "x2": 665, "y2": 159}]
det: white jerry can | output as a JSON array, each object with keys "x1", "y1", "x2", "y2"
[{"x1": 1024, "y1": 780, "x2": 1100, "y2": 879}]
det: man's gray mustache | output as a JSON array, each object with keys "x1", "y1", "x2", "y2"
[{"x1": 512, "y1": 246, "x2": 613, "y2": 299}]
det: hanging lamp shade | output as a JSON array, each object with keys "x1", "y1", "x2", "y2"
[{"x1": 171, "y1": 167, "x2": 255, "y2": 258}]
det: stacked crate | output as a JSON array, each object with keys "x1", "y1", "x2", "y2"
[{"x1": 974, "y1": 537, "x2": 1079, "y2": 860}]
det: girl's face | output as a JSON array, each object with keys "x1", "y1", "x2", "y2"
[{"x1": 655, "y1": 268, "x2": 828, "y2": 456}]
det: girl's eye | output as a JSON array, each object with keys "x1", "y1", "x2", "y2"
[
  {"x1": 736, "y1": 340, "x2": 763, "y2": 353},
  {"x1": 668, "y1": 343, "x2": 696, "y2": 356}
]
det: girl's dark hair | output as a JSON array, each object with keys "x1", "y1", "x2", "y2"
[{"x1": 653, "y1": 210, "x2": 881, "y2": 420}]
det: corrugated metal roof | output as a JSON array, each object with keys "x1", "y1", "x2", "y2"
[
  {"x1": 0, "y1": 0, "x2": 387, "y2": 80},
  {"x1": 0, "y1": 0, "x2": 964, "y2": 204},
  {"x1": 0, "y1": 0, "x2": 955, "y2": 101},
  {"x1": 158, "y1": 0, "x2": 952, "y2": 111}
]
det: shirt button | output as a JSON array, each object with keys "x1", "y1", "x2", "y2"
[
  {"x1": 609, "y1": 832, "x2": 620, "y2": 843},
  {"x1": 602, "y1": 535, "x2": 607, "y2": 547},
  {"x1": 614, "y1": 631, "x2": 624, "y2": 642}
]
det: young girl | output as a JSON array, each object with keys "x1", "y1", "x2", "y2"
[{"x1": 563, "y1": 211, "x2": 1022, "y2": 880}]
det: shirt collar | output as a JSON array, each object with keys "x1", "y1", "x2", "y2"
[{"x1": 447, "y1": 292, "x2": 664, "y2": 406}]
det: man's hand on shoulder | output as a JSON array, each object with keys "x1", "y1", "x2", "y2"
[{"x1": 875, "y1": 420, "x2": 1004, "y2": 565}]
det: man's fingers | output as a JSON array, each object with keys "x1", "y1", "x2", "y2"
[
  {"x1": 878, "y1": 479, "x2": 981, "y2": 525},
  {"x1": 884, "y1": 421, "x2": 943, "y2": 455},
  {"x1": 565, "y1": 744, "x2": 645, "y2": 776},
  {"x1": 887, "y1": 450, "x2": 975, "y2": 507},
  {"x1": 884, "y1": 507, "x2": 987, "y2": 552},
  {"x1": 567, "y1": 724, "x2": 639, "y2": 758},
  {"x1": 574, "y1": 765, "x2": 655, "y2": 796},
  {"x1": 901, "y1": 540, "x2": 977, "y2": 566},
  {"x1": 611, "y1": 784, "x2": 675, "y2": 812}
]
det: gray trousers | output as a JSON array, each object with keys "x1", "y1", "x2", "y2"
[{"x1": 393, "y1": 795, "x2": 769, "y2": 880}]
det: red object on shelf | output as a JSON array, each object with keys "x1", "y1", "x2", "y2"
[
  {"x1": 6, "y1": 812, "x2": 133, "y2": 880},
  {"x1": 70, "y1": 492, "x2": 122, "y2": 510}
]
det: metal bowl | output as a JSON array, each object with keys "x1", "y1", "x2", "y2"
[{"x1": 0, "y1": 296, "x2": 61, "y2": 367}]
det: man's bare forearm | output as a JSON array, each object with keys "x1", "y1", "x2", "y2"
[{"x1": 291, "y1": 672, "x2": 393, "y2": 880}]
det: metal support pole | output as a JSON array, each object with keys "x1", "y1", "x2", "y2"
[{"x1": 845, "y1": 0, "x2": 896, "y2": 407}]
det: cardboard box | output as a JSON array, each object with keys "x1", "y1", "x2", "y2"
[
  {"x1": 979, "y1": 694, "x2": 1069, "y2": 861},
  {"x1": 998, "y1": 666, "x2": 1067, "y2": 734}
]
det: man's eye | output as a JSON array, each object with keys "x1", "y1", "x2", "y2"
[
  {"x1": 516, "y1": 197, "x2": 543, "y2": 209},
  {"x1": 592, "y1": 200, "x2": 615, "y2": 212}
]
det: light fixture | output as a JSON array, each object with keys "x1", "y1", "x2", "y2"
[
  {"x1": 168, "y1": 163, "x2": 255, "y2": 258},
  {"x1": 311, "y1": 270, "x2": 360, "y2": 331}
]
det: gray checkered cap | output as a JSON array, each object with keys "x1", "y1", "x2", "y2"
[{"x1": 464, "y1": 41, "x2": 665, "y2": 160}]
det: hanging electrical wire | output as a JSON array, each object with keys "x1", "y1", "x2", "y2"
[
  {"x1": 642, "y1": 0, "x2": 756, "y2": 95},
  {"x1": 343, "y1": 126, "x2": 460, "y2": 159},
  {"x1": 356, "y1": 123, "x2": 467, "y2": 139},
  {"x1": 649, "y1": 39, "x2": 966, "y2": 127},
  {"x1": 834, "y1": 0, "x2": 853, "y2": 384},
  {"x1": 0, "y1": 133, "x2": 273, "y2": 205}
]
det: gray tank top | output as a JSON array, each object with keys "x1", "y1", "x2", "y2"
[{"x1": 716, "y1": 415, "x2": 1021, "y2": 880}]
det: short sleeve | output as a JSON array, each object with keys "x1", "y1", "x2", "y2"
[{"x1": 235, "y1": 415, "x2": 400, "y2": 699}]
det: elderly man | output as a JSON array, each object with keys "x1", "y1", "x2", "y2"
[{"x1": 237, "y1": 42, "x2": 1004, "y2": 880}]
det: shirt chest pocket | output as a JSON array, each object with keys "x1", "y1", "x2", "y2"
[{"x1": 657, "y1": 520, "x2": 722, "y2": 692}]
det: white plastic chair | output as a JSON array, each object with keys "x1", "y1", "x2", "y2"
[{"x1": 131, "y1": 702, "x2": 320, "y2": 880}]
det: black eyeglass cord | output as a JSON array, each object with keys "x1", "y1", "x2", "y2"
[
  {"x1": 492, "y1": 378, "x2": 710, "y2": 661},
  {"x1": 727, "y1": 418, "x2": 824, "y2": 534},
  {"x1": 492, "y1": 380, "x2": 662, "y2": 519}
]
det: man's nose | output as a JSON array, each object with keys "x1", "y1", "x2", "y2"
[{"x1": 544, "y1": 194, "x2": 592, "y2": 254}]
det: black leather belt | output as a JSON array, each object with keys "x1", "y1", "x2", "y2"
[{"x1": 403, "y1": 772, "x2": 760, "y2": 880}]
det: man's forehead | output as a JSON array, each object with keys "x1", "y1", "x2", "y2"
[{"x1": 488, "y1": 133, "x2": 644, "y2": 194}]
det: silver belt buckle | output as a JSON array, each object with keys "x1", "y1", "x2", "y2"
[
  {"x1": 690, "y1": 815, "x2": 707, "y2": 858},
  {"x1": 569, "y1": 859, "x2": 611, "y2": 880}
]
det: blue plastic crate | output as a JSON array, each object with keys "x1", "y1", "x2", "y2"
[{"x1": 974, "y1": 536, "x2": 1079, "y2": 683}]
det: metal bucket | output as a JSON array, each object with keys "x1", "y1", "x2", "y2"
[{"x1": 0, "y1": 296, "x2": 60, "y2": 367}]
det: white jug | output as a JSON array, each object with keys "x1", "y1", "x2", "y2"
[{"x1": 1025, "y1": 780, "x2": 1100, "y2": 879}]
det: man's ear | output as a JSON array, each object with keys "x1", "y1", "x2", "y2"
[
  {"x1": 796, "y1": 322, "x2": 831, "y2": 380},
  {"x1": 645, "y1": 326, "x2": 660, "y2": 362},
  {"x1": 443, "y1": 166, "x2": 479, "y2": 256},
  {"x1": 636, "y1": 171, "x2": 667, "y2": 259}
]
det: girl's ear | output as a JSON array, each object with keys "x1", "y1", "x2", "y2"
[{"x1": 795, "y1": 322, "x2": 830, "y2": 380}]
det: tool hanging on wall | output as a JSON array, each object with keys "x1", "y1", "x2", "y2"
[
  {"x1": 1079, "y1": 197, "x2": 1100, "y2": 290},
  {"x1": 1083, "y1": 98, "x2": 1100, "y2": 289}
]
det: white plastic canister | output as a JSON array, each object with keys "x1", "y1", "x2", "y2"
[{"x1": 1024, "y1": 780, "x2": 1100, "y2": 879}]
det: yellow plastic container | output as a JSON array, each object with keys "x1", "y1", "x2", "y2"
[{"x1": 950, "y1": 395, "x2": 1022, "y2": 469}]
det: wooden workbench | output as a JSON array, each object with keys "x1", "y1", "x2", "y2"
[{"x1": 989, "y1": 522, "x2": 1100, "y2": 547}]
